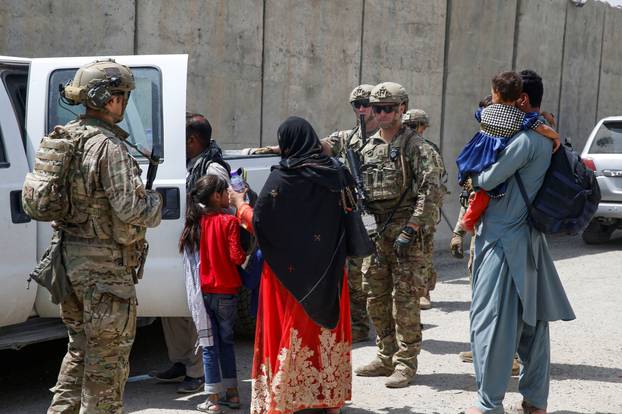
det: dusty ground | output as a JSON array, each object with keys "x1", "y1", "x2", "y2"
[{"x1": 1, "y1": 234, "x2": 621, "y2": 413}]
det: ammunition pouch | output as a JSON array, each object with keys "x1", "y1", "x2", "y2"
[
  {"x1": 28, "y1": 231, "x2": 72, "y2": 304},
  {"x1": 361, "y1": 163, "x2": 405, "y2": 202}
]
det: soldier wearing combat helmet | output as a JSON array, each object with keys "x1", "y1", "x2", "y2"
[
  {"x1": 402, "y1": 108, "x2": 429, "y2": 131},
  {"x1": 402, "y1": 109, "x2": 447, "y2": 311},
  {"x1": 353, "y1": 82, "x2": 445, "y2": 388},
  {"x1": 319, "y1": 84, "x2": 379, "y2": 344},
  {"x1": 48, "y1": 59, "x2": 162, "y2": 413}
]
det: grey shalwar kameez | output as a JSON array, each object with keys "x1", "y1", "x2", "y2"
[{"x1": 470, "y1": 130, "x2": 575, "y2": 413}]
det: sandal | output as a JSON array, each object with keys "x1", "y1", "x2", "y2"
[
  {"x1": 197, "y1": 399, "x2": 223, "y2": 413},
  {"x1": 505, "y1": 401, "x2": 546, "y2": 414},
  {"x1": 218, "y1": 388, "x2": 241, "y2": 409},
  {"x1": 520, "y1": 401, "x2": 546, "y2": 414}
]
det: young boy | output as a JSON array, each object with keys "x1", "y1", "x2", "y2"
[{"x1": 456, "y1": 71, "x2": 560, "y2": 232}]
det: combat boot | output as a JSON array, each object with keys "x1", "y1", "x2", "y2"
[
  {"x1": 458, "y1": 350, "x2": 473, "y2": 363},
  {"x1": 419, "y1": 293, "x2": 432, "y2": 310},
  {"x1": 354, "y1": 358, "x2": 393, "y2": 377},
  {"x1": 385, "y1": 367, "x2": 414, "y2": 388}
]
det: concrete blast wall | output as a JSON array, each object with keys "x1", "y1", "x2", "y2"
[
  {"x1": 558, "y1": 1, "x2": 607, "y2": 151},
  {"x1": 135, "y1": 0, "x2": 264, "y2": 149},
  {"x1": 261, "y1": 0, "x2": 362, "y2": 145},
  {"x1": 1, "y1": 0, "x2": 622, "y2": 233}
]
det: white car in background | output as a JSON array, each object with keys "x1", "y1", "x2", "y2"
[{"x1": 580, "y1": 116, "x2": 622, "y2": 244}]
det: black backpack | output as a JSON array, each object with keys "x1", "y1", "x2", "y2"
[{"x1": 514, "y1": 142, "x2": 601, "y2": 235}]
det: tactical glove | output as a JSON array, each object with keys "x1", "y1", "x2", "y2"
[
  {"x1": 459, "y1": 189, "x2": 471, "y2": 209},
  {"x1": 450, "y1": 232, "x2": 464, "y2": 259},
  {"x1": 394, "y1": 226, "x2": 416, "y2": 258}
]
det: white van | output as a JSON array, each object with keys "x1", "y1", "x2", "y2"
[{"x1": 0, "y1": 54, "x2": 276, "y2": 350}]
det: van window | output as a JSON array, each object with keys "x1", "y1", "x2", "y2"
[
  {"x1": 0, "y1": 127, "x2": 7, "y2": 168},
  {"x1": 1, "y1": 72, "x2": 27, "y2": 154},
  {"x1": 47, "y1": 67, "x2": 163, "y2": 160},
  {"x1": 588, "y1": 121, "x2": 622, "y2": 154}
]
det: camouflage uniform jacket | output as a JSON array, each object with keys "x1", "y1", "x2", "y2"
[
  {"x1": 323, "y1": 125, "x2": 367, "y2": 159},
  {"x1": 419, "y1": 135, "x2": 447, "y2": 228},
  {"x1": 358, "y1": 125, "x2": 444, "y2": 229},
  {"x1": 59, "y1": 116, "x2": 162, "y2": 289}
]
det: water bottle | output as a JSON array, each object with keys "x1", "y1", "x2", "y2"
[{"x1": 230, "y1": 171, "x2": 245, "y2": 193}]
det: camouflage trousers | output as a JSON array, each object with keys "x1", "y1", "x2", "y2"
[
  {"x1": 348, "y1": 256, "x2": 369, "y2": 339},
  {"x1": 421, "y1": 231, "x2": 437, "y2": 294},
  {"x1": 362, "y1": 221, "x2": 425, "y2": 376},
  {"x1": 49, "y1": 239, "x2": 137, "y2": 414}
]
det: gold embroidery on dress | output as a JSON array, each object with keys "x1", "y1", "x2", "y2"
[
  {"x1": 318, "y1": 329, "x2": 352, "y2": 407},
  {"x1": 251, "y1": 328, "x2": 351, "y2": 414},
  {"x1": 251, "y1": 359, "x2": 271, "y2": 414}
]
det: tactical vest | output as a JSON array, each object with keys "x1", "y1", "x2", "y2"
[
  {"x1": 360, "y1": 128, "x2": 419, "y2": 202},
  {"x1": 60, "y1": 120, "x2": 146, "y2": 248}
]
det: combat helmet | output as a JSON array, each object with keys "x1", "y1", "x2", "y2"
[
  {"x1": 403, "y1": 109, "x2": 430, "y2": 127},
  {"x1": 349, "y1": 84, "x2": 374, "y2": 103},
  {"x1": 370, "y1": 82, "x2": 408, "y2": 105},
  {"x1": 61, "y1": 59, "x2": 135, "y2": 110}
]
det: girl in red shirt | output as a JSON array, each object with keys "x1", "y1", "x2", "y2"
[{"x1": 180, "y1": 174, "x2": 246, "y2": 413}]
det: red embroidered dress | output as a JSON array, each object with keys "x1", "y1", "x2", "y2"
[{"x1": 238, "y1": 205, "x2": 352, "y2": 414}]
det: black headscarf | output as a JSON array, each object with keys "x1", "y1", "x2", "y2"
[
  {"x1": 277, "y1": 116, "x2": 350, "y2": 191},
  {"x1": 254, "y1": 116, "x2": 352, "y2": 329}
]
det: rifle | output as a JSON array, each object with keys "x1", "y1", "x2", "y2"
[
  {"x1": 359, "y1": 113, "x2": 368, "y2": 146},
  {"x1": 345, "y1": 114, "x2": 368, "y2": 209},
  {"x1": 145, "y1": 143, "x2": 161, "y2": 190},
  {"x1": 122, "y1": 140, "x2": 160, "y2": 190}
]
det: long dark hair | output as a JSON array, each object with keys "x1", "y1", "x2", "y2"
[{"x1": 179, "y1": 174, "x2": 229, "y2": 254}]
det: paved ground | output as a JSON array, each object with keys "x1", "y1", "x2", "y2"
[{"x1": 1, "y1": 234, "x2": 621, "y2": 413}]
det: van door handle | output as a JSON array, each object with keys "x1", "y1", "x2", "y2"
[
  {"x1": 10, "y1": 190, "x2": 31, "y2": 223},
  {"x1": 155, "y1": 187, "x2": 180, "y2": 220}
]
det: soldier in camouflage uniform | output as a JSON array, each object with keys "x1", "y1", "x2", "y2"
[
  {"x1": 48, "y1": 60, "x2": 162, "y2": 413},
  {"x1": 322, "y1": 84, "x2": 379, "y2": 343},
  {"x1": 341, "y1": 82, "x2": 444, "y2": 388},
  {"x1": 402, "y1": 109, "x2": 447, "y2": 310}
]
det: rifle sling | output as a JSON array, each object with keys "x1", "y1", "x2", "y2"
[{"x1": 375, "y1": 181, "x2": 413, "y2": 238}]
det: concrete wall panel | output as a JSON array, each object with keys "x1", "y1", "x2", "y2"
[
  {"x1": 261, "y1": 0, "x2": 363, "y2": 144},
  {"x1": 441, "y1": 0, "x2": 517, "y2": 224},
  {"x1": 362, "y1": 0, "x2": 447, "y2": 145},
  {"x1": 558, "y1": 1, "x2": 606, "y2": 150},
  {"x1": 596, "y1": 7, "x2": 622, "y2": 121},
  {"x1": 136, "y1": 0, "x2": 263, "y2": 149},
  {"x1": 0, "y1": 0, "x2": 135, "y2": 57},
  {"x1": 514, "y1": 0, "x2": 567, "y2": 118},
  {"x1": 1, "y1": 0, "x2": 621, "y2": 171}
]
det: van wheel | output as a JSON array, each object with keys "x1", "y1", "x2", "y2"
[
  {"x1": 235, "y1": 286, "x2": 256, "y2": 339},
  {"x1": 582, "y1": 219, "x2": 614, "y2": 244}
]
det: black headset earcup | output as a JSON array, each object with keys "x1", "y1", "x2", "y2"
[{"x1": 87, "y1": 82, "x2": 111, "y2": 108}]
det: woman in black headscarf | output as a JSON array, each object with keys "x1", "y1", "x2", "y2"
[{"x1": 234, "y1": 117, "x2": 352, "y2": 414}]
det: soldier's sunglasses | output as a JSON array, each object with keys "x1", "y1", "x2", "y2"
[
  {"x1": 372, "y1": 105, "x2": 398, "y2": 114},
  {"x1": 351, "y1": 100, "x2": 370, "y2": 109}
]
